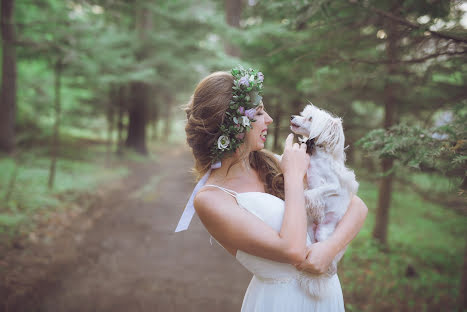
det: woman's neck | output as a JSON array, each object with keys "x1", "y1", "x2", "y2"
[{"x1": 209, "y1": 152, "x2": 257, "y2": 184}]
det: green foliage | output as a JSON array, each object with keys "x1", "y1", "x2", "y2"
[
  {"x1": 3, "y1": 1, "x2": 466, "y2": 309},
  {"x1": 0, "y1": 143, "x2": 128, "y2": 235},
  {"x1": 342, "y1": 179, "x2": 467, "y2": 311},
  {"x1": 357, "y1": 106, "x2": 466, "y2": 183},
  {"x1": 236, "y1": 0, "x2": 467, "y2": 158}
]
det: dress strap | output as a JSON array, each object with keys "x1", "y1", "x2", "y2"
[
  {"x1": 204, "y1": 184, "x2": 238, "y2": 198},
  {"x1": 203, "y1": 184, "x2": 238, "y2": 251}
]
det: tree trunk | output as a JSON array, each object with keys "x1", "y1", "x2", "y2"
[
  {"x1": 48, "y1": 61, "x2": 62, "y2": 189},
  {"x1": 116, "y1": 86, "x2": 125, "y2": 155},
  {"x1": 344, "y1": 127, "x2": 355, "y2": 165},
  {"x1": 149, "y1": 87, "x2": 159, "y2": 140},
  {"x1": 224, "y1": 0, "x2": 242, "y2": 57},
  {"x1": 0, "y1": 0, "x2": 16, "y2": 153},
  {"x1": 162, "y1": 96, "x2": 172, "y2": 142},
  {"x1": 125, "y1": 6, "x2": 151, "y2": 154},
  {"x1": 346, "y1": 144, "x2": 355, "y2": 165},
  {"x1": 372, "y1": 19, "x2": 399, "y2": 246},
  {"x1": 106, "y1": 86, "x2": 116, "y2": 164},
  {"x1": 273, "y1": 105, "x2": 282, "y2": 153},
  {"x1": 125, "y1": 81, "x2": 148, "y2": 154}
]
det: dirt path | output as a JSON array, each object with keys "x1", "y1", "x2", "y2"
[{"x1": 1, "y1": 144, "x2": 251, "y2": 312}]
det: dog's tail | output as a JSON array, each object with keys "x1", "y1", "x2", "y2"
[{"x1": 298, "y1": 273, "x2": 336, "y2": 299}]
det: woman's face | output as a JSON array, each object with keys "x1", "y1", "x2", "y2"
[{"x1": 245, "y1": 102, "x2": 273, "y2": 151}]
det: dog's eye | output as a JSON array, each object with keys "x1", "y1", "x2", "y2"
[{"x1": 308, "y1": 116, "x2": 312, "y2": 121}]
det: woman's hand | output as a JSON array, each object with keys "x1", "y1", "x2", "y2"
[
  {"x1": 280, "y1": 133, "x2": 310, "y2": 180},
  {"x1": 294, "y1": 241, "x2": 337, "y2": 274}
]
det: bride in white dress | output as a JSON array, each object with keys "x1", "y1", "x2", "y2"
[{"x1": 177, "y1": 69, "x2": 368, "y2": 311}]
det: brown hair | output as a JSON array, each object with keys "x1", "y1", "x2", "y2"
[{"x1": 184, "y1": 71, "x2": 285, "y2": 199}]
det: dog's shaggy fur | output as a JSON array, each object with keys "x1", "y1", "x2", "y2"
[{"x1": 290, "y1": 104, "x2": 359, "y2": 298}]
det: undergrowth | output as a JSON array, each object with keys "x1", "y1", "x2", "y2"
[
  {"x1": 341, "y1": 180, "x2": 466, "y2": 311},
  {"x1": 0, "y1": 137, "x2": 129, "y2": 238}
]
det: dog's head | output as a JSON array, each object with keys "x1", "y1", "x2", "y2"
[{"x1": 290, "y1": 104, "x2": 345, "y2": 159}]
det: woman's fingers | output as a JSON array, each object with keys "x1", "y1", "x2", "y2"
[
  {"x1": 284, "y1": 133, "x2": 293, "y2": 150},
  {"x1": 281, "y1": 133, "x2": 310, "y2": 178}
]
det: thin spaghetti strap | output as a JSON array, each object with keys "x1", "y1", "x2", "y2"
[
  {"x1": 204, "y1": 184, "x2": 238, "y2": 198},
  {"x1": 203, "y1": 184, "x2": 240, "y2": 251}
]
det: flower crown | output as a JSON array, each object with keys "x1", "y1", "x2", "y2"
[{"x1": 210, "y1": 66, "x2": 264, "y2": 163}]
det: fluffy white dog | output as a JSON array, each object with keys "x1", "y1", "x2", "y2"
[{"x1": 290, "y1": 103, "x2": 359, "y2": 298}]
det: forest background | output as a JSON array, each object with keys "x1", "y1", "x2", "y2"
[{"x1": 0, "y1": 0, "x2": 466, "y2": 311}]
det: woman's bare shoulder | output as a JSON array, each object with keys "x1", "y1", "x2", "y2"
[{"x1": 194, "y1": 186, "x2": 235, "y2": 215}]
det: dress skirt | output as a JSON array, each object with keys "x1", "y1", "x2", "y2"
[{"x1": 241, "y1": 274, "x2": 345, "y2": 312}]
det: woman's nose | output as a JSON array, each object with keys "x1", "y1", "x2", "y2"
[{"x1": 266, "y1": 113, "x2": 273, "y2": 124}]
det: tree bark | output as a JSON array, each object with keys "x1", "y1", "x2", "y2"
[
  {"x1": 372, "y1": 19, "x2": 399, "y2": 246},
  {"x1": 149, "y1": 86, "x2": 159, "y2": 140},
  {"x1": 0, "y1": 0, "x2": 16, "y2": 153},
  {"x1": 224, "y1": 0, "x2": 242, "y2": 57},
  {"x1": 106, "y1": 85, "x2": 116, "y2": 164},
  {"x1": 125, "y1": 81, "x2": 148, "y2": 154},
  {"x1": 125, "y1": 6, "x2": 151, "y2": 154},
  {"x1": 116, "y1": 85, "x2": 125, "y2": 155},
  {"x1": 162, "y1": 95, "x2": 172, "y2": 142},
  {"x1": 273, "y1": 105, "x2": 281, "y2": 153},
  {"x1": 48, "y1": 61, "x2": 62, "y2": 189}
]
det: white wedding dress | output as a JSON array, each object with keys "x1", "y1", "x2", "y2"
[{"x1": 204, "y1": 184, "x2": 345, "y2": 312}]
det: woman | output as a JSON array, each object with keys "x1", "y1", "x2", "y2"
[{"x1": 176, "y1": 68, "x2": 368, "y2": 311}]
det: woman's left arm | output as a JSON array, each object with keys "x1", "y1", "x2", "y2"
[{"x1": 295, "y1": 195, "x2": 368, "y2": 274}]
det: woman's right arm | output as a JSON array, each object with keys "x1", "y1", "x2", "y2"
[{"x1": 194, "y1": 134, "x2": 310, "y2": 265}]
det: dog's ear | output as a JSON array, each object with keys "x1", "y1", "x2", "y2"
[{"x1": 322, "y1": 117, "x2": 345, "y2": 159}]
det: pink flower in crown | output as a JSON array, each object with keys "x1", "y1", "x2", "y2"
[
  {"x1": 245, "y1": 108, "x2": 256, "y2": 119},
  {"x1": 235, "y1": 132, "x2": 245, "y2": 140},
  {"x1": 238, "y1": 76, "x2": 250, "y2": 87},
  {"x1": 238, "y1": 106, "x2": 245, "y2": 115},
  {"x1": 257, "y1": 72, "x2": 264, "y2": 82}
]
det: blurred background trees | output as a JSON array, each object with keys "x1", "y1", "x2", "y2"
[
  {"x1": 2, "y1": 0, "x2": 466, "y2": 253},
  {"x1": 0, "y1": 0, "x2": 466, "y2": 310}
]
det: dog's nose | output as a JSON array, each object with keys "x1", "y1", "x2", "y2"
[{"x1": 290, "y1": 116, "x2": 294, "y2": 121}]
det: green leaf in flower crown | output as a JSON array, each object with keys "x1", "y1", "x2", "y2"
[{"x1": 250, "y1": 92, "x2": 262, "y2": 106}]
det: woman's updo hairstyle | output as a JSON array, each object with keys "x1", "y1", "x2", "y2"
[
  {"x1": 184, "y1": 71, "x2": 285, "y2": 200},
  {"x1": 184, "y1": 72, "x2": 233, "y2": 178}
]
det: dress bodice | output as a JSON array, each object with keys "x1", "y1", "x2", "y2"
[
  {"x1": 203, "y1": 185, "x2": 345, "y2": 307},
  {"x1": 204, "y1": 185, "x2": 312, "y2": 282}
]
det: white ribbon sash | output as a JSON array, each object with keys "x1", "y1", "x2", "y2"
[{"x1": 175, "y1": 161, "x2": 222, "y2": 232}]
